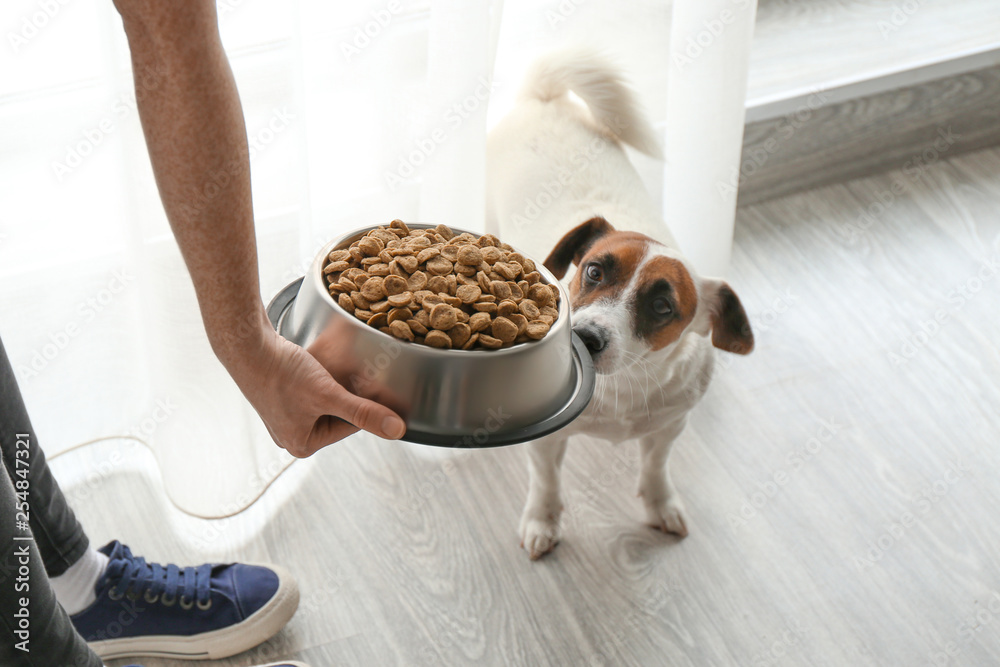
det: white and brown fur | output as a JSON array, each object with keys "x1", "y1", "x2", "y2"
[{"x1": 485, "y1": 49, "x2": 754, "y2": 559}]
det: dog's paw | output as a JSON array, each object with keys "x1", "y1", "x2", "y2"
[
  {"x1": 519, "y1": 513, "x2": 561, "y2": 560},
  {"x1": 643, "y1": 497, "x2": 689, "y2": 537}
]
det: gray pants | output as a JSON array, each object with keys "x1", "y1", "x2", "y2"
[{"x1": 0, "y1": 335, "x2": 102, "y2": 666}]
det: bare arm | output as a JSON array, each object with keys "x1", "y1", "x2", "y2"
[{"x1": 113, "y1": 0, "x2": 405, "y2": 454}]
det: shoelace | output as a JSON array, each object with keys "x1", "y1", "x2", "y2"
[{"x1": 103, "y1": 543, "x2": 213, "y2": 610}]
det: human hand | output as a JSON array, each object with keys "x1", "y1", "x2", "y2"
[{"x1": 220, "y1": 315, "x2": 406, "y2": 458}]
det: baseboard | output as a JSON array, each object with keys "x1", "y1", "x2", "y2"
[{"x1": 736, "y1": 58, "x2": 1000, "y2": 205}]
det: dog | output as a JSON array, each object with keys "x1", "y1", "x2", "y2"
[{"x1": 485, "y1": 49, "x2": 754, "y2": 560}]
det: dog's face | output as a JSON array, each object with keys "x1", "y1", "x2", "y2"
[{"x1": 544, "y1": 217, "x2": 754, "y2": 374}]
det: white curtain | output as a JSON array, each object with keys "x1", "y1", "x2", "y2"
[
  {"x1": 0, "y1": 0, "x2": 750, "y2": 518},
  {"x1": 663, "y1": 0, "x2": 758, "y2": 276}
]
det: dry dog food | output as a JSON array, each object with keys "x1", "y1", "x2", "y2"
[{"x1": 323, "y1": 220, "x2": 560, "y2": 350}]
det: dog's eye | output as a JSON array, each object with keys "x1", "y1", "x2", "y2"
[
  {"x1": 652, "y1": 296, "x2": 672, "y2": 316},
  {"x1": 585, "y1": 263, "x2": 603, "y2": 283}
]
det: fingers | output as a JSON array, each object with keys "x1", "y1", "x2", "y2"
[
  {"x1": 325, "y1": 382, "x2": 406, "y2": 440},
  {"x1": 275, "y1": 417, "x2": 361, "y2": 458},
  {"x1": 306, "y1": 416, "x2": 360, "y2": 456},
  {"x1": 261, "y1": 350, "x2": 408, "y2": 456}
]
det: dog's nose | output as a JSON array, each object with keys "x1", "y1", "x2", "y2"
[{"x1": 574, "y1": 324, "x2": 609, "y2": 355}]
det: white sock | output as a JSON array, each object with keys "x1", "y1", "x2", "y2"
[{"x1": 50, "y1": 548, "x2": 110, "y2": 615}]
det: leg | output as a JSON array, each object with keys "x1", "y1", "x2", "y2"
[
  {"x1": 0, "y1": 340, "x2": 102, "y2": 666},
  {"x1": 519, "y1": 432, "x2": 569, "y2": 560},
  {"x1": 0, "y1": 336, "x2": 299, "y2": 660},
  {"x1": 0, "y1": 463, "x2": 102, "y2": 666},
  {"x1": 0, "y1": 337, "x2": 90, "y2": 578},
  {"x1": 638, "y1": 420, "x2": 689, "y2": 537}
]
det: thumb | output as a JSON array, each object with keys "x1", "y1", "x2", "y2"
[{"x1": 323, "y1": 379, "x2": 406, "y2": 440}]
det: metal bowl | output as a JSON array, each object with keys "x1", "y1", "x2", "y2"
[{"x1": 266, "y1": 223, "x2": 594, "y2": 448}]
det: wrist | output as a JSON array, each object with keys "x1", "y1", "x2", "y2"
[{"x1": 206, "y1": 304, "x2": 278, "y2": 376}]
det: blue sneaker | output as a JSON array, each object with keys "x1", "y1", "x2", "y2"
[{"x1": 71, "y1": 541, "x2": 299, "y2": 660}]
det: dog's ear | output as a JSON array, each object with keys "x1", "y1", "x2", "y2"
[
  {"x1": 544, "y1": 217, "x2": 615, "y2": 279},
  {"x1": 701, "y1": 279, "x2": 754, "y2": 355}
]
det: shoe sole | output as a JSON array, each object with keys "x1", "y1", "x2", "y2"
[{"x1": 86, "y1": 564, "x2": 300, "y2": 660}]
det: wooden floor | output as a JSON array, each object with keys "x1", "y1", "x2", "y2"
[{"x1": 53, "y1": 145, "x2": 1000, "y2": 666}]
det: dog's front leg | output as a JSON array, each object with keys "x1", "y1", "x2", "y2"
[
  {"x1": 638, "y1": 420, "x2": 689, "y2": 537},
  {"x1": 519, "y1": 432, "x2": 569, "y2": 560}
]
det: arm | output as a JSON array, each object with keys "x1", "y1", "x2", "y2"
[{"x1": 112, "y1": 0, "x2": 405, "y2": 456}]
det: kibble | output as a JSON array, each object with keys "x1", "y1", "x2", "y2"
[
  {"x1": 322, "y1": 221, "x2": 560, "y2": 350},
  {"x1": 456, "y1": 284, "x2": 481, "y2": 304},
  {"x1": 425, "y1": 330, "x2": 452, "y2": 349},
  {"x1": 387, "y1": 292, "x2": 414, "y2": 308},
  {"x1": 389, "y1": 320, "x2": 414, "y2": 341},
  {"x1": 383, "y1": 275, "x2": 407, "y2": 296},
  {"x1": 337, "y1": 293, "x2": 355, "y2": 313}
]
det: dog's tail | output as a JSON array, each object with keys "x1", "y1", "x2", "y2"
[{"x1": 518, "y1": 48, "x2": 662, "y2": 159}]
